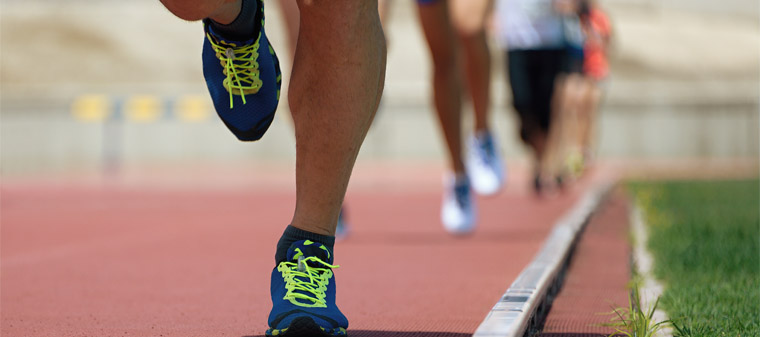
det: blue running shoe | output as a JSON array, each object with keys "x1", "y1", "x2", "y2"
[
  {"x1": 267, "y1": 240, "x2": 348, "y2": 337},
  {"x1": 202, "y1": 0, "x2": 282, "y2": 141}
]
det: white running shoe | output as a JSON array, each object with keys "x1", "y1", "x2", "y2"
[
  {"x1": 466, "y1": 131, "x2": 505, "y2": 196},
  {"x1": 441, "y1": 175, "x2": 476, "y2": 235}
]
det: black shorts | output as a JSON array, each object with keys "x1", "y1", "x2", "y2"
[
  {"x1": 506, "y1": 49, "x2": 565, "y2": 142},
  {"x1": 562, "y1": 47, "x2": 585, "y2": 74}
]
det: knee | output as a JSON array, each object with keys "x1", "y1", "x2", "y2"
[
  {"x1": 452, "y1": 5, "x2": 487, "y2": 39},
  {"x1": 456, "y1": 22, "x2": 486, "y2": 42}
]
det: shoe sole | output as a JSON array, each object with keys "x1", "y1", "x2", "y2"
[{"x1": 266, "y1": 316, "x2": 344, "y2": 337}]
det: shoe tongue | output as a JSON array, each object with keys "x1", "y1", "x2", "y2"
[
  {"x1": 286, "y1": 240, "x2": 333, "y2": 265},
  {"x1": 477, "y1": 134, "x2": 495, "y2": 157},
  {"x1": 453, "y1": 180, "x2": 471, "y2": 207}
]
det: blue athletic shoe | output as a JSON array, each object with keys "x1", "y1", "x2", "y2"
[
  {"x1": 267, "y1": 240, "x2": 348, "y2": 337},
  {"x1": 202, "y1": 0, "x2": 281, "y2": 141}
]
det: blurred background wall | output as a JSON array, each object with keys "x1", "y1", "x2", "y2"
[{"x1": 1, "y1": 0, "x2": 758, "y2": 176}]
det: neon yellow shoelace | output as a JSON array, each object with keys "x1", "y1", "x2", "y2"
[
  {"x1": 207, "y1": 33, "x2": 263, "y2": 109},
  {"x1": 278, "y1": 256, "x2": 338, "y2": 308}
]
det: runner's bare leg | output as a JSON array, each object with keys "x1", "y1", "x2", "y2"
[
  {"x1": 418, "y1": 0, "x2": 465, "y2": 174},
  {"x1": 288, "y1": 0, "x2": 386, "y2": 236},
  {"x1": 161, "y1": 0, "x2": 386, "y2": 236},
  {"x1": 450, "y1": 0, "x2": 492, "y2": 133}
]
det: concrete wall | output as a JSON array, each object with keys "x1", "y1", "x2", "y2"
[{"x1": 1, "y1": 0, "x2": 758, "y2": 175}]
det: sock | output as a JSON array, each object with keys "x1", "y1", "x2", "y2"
[
  {"x1": 275, "y1": 225, "x2": 336, "y2": 265},
  {"x1": 208, "y1": 0, "x2": 259, "y2": 41},
  {"x1": 454, "y1": 173, "x2": 469, "y2": 187}
]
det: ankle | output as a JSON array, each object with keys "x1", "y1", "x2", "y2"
[
  {"x1": 209, "y1": 0, "x2": 243, "y2": 25},
  {"x1": 275, "y1": 225, "x2": 336, "y2": 265},
  {"x1": 208, "y1": 0, "x2": 258, "y2": 41}
]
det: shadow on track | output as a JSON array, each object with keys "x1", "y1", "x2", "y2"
[
  {"x1": 538, "y1": 332, "x2": 625, "y2": 337},
  {"x1": 245, "y1": 331, "x2": 471, "y2": 337}
]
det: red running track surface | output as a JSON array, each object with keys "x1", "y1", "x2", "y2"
[
  {"x1": 539, "y1": 190, "x2": 631, "y2": 337},
  {"x1": 1, "y1": 163, "x2": 605, "y2": 336}
]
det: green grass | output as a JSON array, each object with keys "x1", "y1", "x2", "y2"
[
  {"x1": 603, "y1": 285, "x2": 671, "y2": 337},
  {"x1": 629, "y1": 179, "x2": 760, "y2": 337}
]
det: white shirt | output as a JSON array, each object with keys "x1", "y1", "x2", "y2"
[{"x1": 494, "y1": 0, "x2": 565, "y2": 50}]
